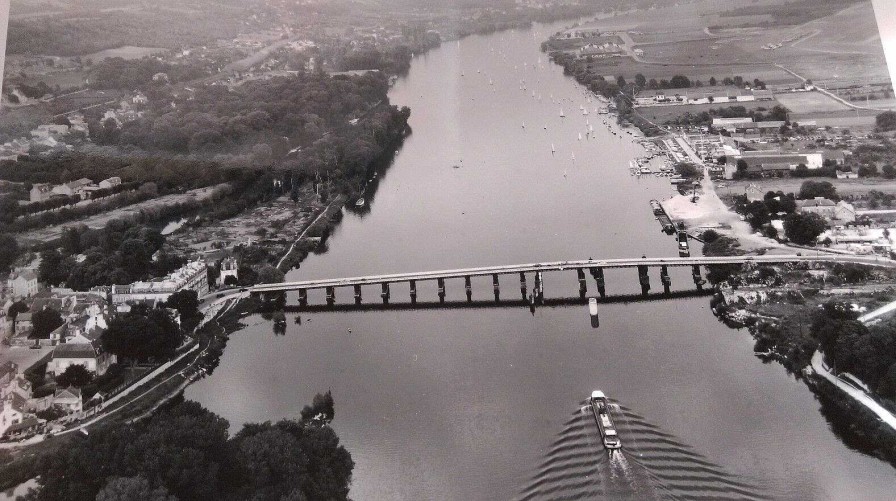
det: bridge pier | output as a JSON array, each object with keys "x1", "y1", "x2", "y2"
[
  {"x1": 519, "y1": 272, "x2": 527, "y2": 300},
  {"x1": 437, "y1": 278, "x2": 446, "y2": 303},
  {"x1": 326, "y1": 286, "x2": 335, "y2": 306},
  {"x1": 493, "y1": 274, "x2": 500, "y2": 302},
  {"x1": 465, "y1": 276, "x2": 472, "y2": 302},
  {"x1": 409, "y1": 280, "x2": 417, "y2": 304},
  {"x1": 298, "y1": 289, "x2": 307, "y2": 307},
  {"x1": 354, "y1": 285, "x2": 362, "y2": 304},
  {"x1": 381, "y1": 283, "x2": 390, "y2": 304},
  {"x1": 660, "y1": 265, "x2": 671, "y2": 294},
  {"x1": 577, "y1": 268, "x2": 587, "y2": 297},
  {"x1": 638, "y1": 265, "x2": 650, "y2": 296},
  {"x1": 534, "y1": 271, "x2": 544, "y2": 304},
  {"x1": 692, "y1": 265, "x2": 706, "y2": 290},
  {"x1": 592, "y1": 267, "x2": 606, "y2": 298}
]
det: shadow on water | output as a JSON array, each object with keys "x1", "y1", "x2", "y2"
[
  {"x1": 517, "y1": 399, "x2": 769, "y2": 501},
  {"x1": 278, "y1": 289, "x2": 714, "y2": 313}
]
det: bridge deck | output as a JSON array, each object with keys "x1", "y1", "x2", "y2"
[{"x1": 251, "y1": 254, "x2": 884, "y2": 293}]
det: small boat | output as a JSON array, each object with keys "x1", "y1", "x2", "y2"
[
  {"x1": 355, "y1": 198, "x2": 365, "y2": 207},
  {"x1": 578, "y1": 133, "x2": 582, "y2": 140},
  {"x1": 551, "y1": 143, "x2": 555, "y2": 153},
  {"x1": 560, "y1": 108, "x2": 565, "y2": 117}
]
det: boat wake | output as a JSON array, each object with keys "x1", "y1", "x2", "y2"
[{"x1": 517, "y1": 400, "x2": 768, "y2": 500}]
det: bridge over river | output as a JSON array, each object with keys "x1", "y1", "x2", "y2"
[{"x1": 251, "y1": 254, "x2": 892, "y2": 306}]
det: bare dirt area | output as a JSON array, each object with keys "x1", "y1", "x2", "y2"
[
  {"x1": 166, "y1": 184, "x2": 336, "y2": 263},
  {"x1": 16, "y1": 184, "x2": 228, "y2": 245}
]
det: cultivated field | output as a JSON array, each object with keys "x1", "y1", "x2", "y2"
[{"x1": 574, "y1": 0, "x2": 890, "y2": 91}]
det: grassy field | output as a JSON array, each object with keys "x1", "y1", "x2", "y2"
[
  {"x1": 720, "y1": 178, "x2": 896, "y2": 200},
  {"x1": 82, "y1": 46, "x2": 168, "y2": 61},
  {"x1": 774, "y1": 91, "x2": 851, "y2": 113},
  {"x1": 634, "y1": 100, "x2": 781, "y2": 124}
]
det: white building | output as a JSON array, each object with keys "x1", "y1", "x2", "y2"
[
  {"x1": 111, "y1": 259, "x2": 208, "y2": 305},
  {"x1": 51, "y1": 178, "x2": 93, "y2": 198},
  {"x1": 218, "y1": 257, "x2": 239, "y2": 286},
  {"x1": 29, "y1": 183, "x2": 53, "y2": 203},
  {"x1": 7, "y1": 269, "x2": 38, "y2": 299},
  {"x1": 98, "y1": 177, "x2": 122, "y2": 189},
  {"x1": 47, "y1": 342, "x2": 115, "y2": 376}
]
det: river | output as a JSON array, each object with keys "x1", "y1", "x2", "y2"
[{"x1": 185, "y1": 23, "x2": 896, "y2": 500}]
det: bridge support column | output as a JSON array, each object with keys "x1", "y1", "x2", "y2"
[
  {"x1": 534, "y1": 271, "x2": 544, "y2": 304},
  {"x1": 381, "y1": 283, "x2": 390, "y2": 304},
  {"x1": 326, "y1": 286, "x2": 335, "y2": 306},
  {"x1": 354, "y1": 285, "x2": 362, "y2": 304},
  {"x1": 638, "y1": 265, "x2": 650, "y2": 297},
  {"x1": 519, "y1": 272, "x2": 527, "y2": 300},
  {"x1": 692, "y1": 265, "x2": 705, "y2": 290},
  {"x1": 593, "y1": 268, "x2": 606, "y2": 298},
  {"x1": 437, "y1": 278, "x2": 445, "y2": 303},
  {"x1": 493, "y1": 274, "x2": 500, "y2": 302},
  {"x1": 465, "y1": 276, "x2": 472, "y2": 302},
  {"x1": 660, "y1": 265, "x2": 671, "y2": 294},
  {"x1": 298, "y1": 289, "x2": 307, "y2": 307},
  {"x1": 577, "y1": 268, "x2": 587, "y2": 297},
  {"x1": 409, "y1": 280, "x2": 417, "y2": 304}
]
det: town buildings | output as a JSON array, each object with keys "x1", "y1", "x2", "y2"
[{"x1": 111, "y1": 259, "x2": 209, "y2": 305}]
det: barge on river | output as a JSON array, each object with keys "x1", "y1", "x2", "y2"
[
  {"x1": 650, "y1": 200, "x2": 676, "y2": 234},
  {"x1": 590, "y1": 391, "x2": 621, "y2": 450}
]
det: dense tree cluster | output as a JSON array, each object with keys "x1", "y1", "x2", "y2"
[
  {"x1": 97, "y1": 72, "x2": 391, "y2": 156},
  {"x1": 876, "y1": 111, "x2": 896, "y2": 132},
  {"x1": 101, "y1": 305, "x2": 182, "y2": 362},
  {"x1": 90, "y1": 57, "x2": 208, "y2": 90},
  {"x1": 702, "y1": 235, "x2": 744, "y2": 284},
  {"x1": 812, "y1": 301, "x2": 896, "y2": 399},
  {"x1": 37, "y1": 220, "x2": 182, "y2": 291},
  {"x1": 27, "y1": 397, "x2": 353, "y2": 501},
  {"x1": 0, "y1": 233, "x2": 18, "y2": 273},
  {"x1": 731, "y1": 191, "x2": 797, "y2": 230}
]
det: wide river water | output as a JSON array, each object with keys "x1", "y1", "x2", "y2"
[{"x1": 186, "y1": 22, "x2": 896, "y2": 500}]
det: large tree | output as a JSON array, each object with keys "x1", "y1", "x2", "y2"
[
  {"x1": 55, "y1": 364, "x2": 93, "y2": 388},
  {"x1": 798, "y1": 180, "x2": 838, "y2": 201},
  {"x1": 783, "y1": 212, "x2": 826, "y2": 245},
  {"x1": 0, "y1": 233, "x2": 19, "y2": 272},
  {"x1": 32, "y1": 308, "x2": 64, "y2": 339},
  {"x1": 101, "y1": 306, "x2": 182, "y2": 362}
]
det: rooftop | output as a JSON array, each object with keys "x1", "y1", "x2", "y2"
[{"x1": 52, "y1": 343, "x2": 97, "y2": 359}]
